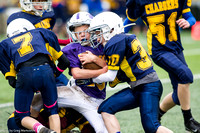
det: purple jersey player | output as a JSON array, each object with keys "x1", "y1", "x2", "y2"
[{"x1": 58, "y1": 12, "x2": 108, "y2": 133}]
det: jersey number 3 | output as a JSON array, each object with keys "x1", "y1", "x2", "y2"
[
  {"x1": 147, "y1": 12, "x2": 178, "y2": 45},
  {"x1": 12, "y1": 32, "x2": 34, "y2": 57}
]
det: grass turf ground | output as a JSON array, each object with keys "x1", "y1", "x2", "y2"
[{"x1": 0, "y1": 31, "x2": 200, "y2": 132}]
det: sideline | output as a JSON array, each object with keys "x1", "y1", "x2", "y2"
[{"x1": 1, "y1": 74, "x2": 200, "y2": 109}]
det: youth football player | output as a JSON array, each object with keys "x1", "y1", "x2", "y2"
[
  {"x1": 61, "y1": 11, "x2": 108, "y2": 133},
  {"x1": 124, "y1": 0, "x2": 200, "y2": 132},
  {"x1": 0, "y1": 18, "x2": 70, "y2": 133},
  {"x1": 77, "y1": 11, "x2": 173, "y2": 133}
]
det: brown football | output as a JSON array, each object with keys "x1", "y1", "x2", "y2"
[
  {"x1": 80, "y1": 52, "x2": 102, "y2": 70},
  {"x1": 83, "y1": 62, "x2": 102, "y2": 70}
]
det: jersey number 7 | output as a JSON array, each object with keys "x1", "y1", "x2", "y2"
[{"x1": 12, "y1": 32, "x2": 34, "y2": 57}]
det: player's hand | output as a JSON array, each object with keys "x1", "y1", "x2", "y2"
[
  {"x1": 109, "y1": 77, "x2": 121, "y2": 88},
  {"x1": 75, "y1": 78, "x2": 93, "y2": 86},
  {"x1": 79, "y1": 51, "x2": 96, "y2": 65},
  {"x1": 7, "y1": 76, "x2": 16, "y2": 88},
  {"x1": 54, "y1": 68, "x2": 62, "y2": 77},
  {"x1": 176, "y1": 18, "x2": 190, "y2": 29}
]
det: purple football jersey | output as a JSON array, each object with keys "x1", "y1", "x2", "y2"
[{"x1": 62, "y1": 43, "x2": 106, "y2": 99}]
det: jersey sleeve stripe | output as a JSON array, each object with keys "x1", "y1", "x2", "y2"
[
  {"x1": 126, "y1": 9, "x2": 138, "y2": 22},
  {"x1": 182, "y1": 8, "x2": 191, "y2": 14}
]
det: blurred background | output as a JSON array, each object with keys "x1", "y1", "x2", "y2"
[{"x1": 0, "y1": 0, "x2": 200, "y2": 39}]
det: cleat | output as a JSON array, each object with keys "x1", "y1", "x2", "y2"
[
  {"x1": 39, "y1": 127, "x2": 56, "y2": 133},
  {"x1": 185, "y1": 118, "x2": 200, "y2": 133}
]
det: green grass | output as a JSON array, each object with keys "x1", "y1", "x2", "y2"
[{"x1": 0, "y1": 31, "x2": 200, "y2": 132}]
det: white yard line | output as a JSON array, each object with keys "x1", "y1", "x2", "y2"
[{"x1": 0, "y1": 102, "x2": 13, "y2": 108}]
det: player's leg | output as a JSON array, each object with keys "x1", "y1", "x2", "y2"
[
  {"x1": 153, "y1": 52, "x2": 200, "y2": 132},
  {"x1": 100, "y1": 112, "x2": 120, "y2": 133},
  {"x1": 98, "y1": 87, "x2": 138, "y2": 133},
  {"x1": 152, "y1": 52, "x2": 188, "y2": 112},
  {"x1": 80, "y1": 107, "x2": 108, "y2": 133},
  {"x1": 7, "y1": 112, "x2": 25, "y2": 133},
  {"x1": 138, "y1": 81, "x2": 173, "y2": 133},
  {"x1": 159, "y1": 92, "x2": 176, "y2": 112},
  {"x1": 14, "y1": 67, "x2": 53, "y2": 133},
  {"x1": 39, "y1": 64, "x2": 60, "y2": 133},
  {"x1": 57, "y1": 85, "x2": 108, "y2": 133}
]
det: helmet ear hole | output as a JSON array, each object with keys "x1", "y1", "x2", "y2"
[{"x1": 110, "y1": 28, "x2": 114, "y2": 33}]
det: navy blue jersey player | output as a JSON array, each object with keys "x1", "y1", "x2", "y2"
[
  {"x1": 0, "y1": 18, "x2": 70, "y2": 133},
  {"x1": 7, "y1": 0, "x2": 55, "y2": 30},
  {"x1": 125, "y1": 0, "x2": 200, "y2": 132},
  {"x1": 7, "y1": 0, "x2": 68, "y2": 87},
  {"x1": 77, "y1": 11, "x2": 173, "y2": 133}
]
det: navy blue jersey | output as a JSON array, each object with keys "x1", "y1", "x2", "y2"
[
  {"x1": 0, "y1": 28, "x2": 63, "y2": 78},
  {"x1": 126, "y1": 0, "x2": 192, "y2": 56},
  {"x1": 7, "y1": 10, "x2": 56, "y2": 30},
  {"x1": 104, "y1": 33, "x2": 155, "y2": 82}
]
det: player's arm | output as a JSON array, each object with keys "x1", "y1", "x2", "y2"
[
  {"x1": 92, "y1": 70, "x2": 118, "y2": 83},
  {"x1": 75, "y1": 69, "x2": 117, "y2": 86},
  {"x1": 124, "y1": 17, "x2": 136, "y2": 33},
  {"x1": 176, "y1": 11, "x2": 196, "y2": 29},
  {"x1": 125, "y1": 0, "x2": 141, "y2": 33},
  {"x1": 55, "y1": 54, "x2": 70, "y2": 77},
  {"x1": 0, "y1": 44, "x2": 17, "y2": 88},
  {"x1": 71, "y1": 66, "x2": 108, "y2": 79},
  {"x1": 5, "y1": 62, "x2": 17, "y2": 88}
]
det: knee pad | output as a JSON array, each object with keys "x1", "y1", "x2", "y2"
[
  {"x1": 43, "y1": 102, "x2": 58, "y2": 116},
  {"x1": 98, "y1": 100, "x2": 113, "y2": 114},
  {"x1": 178, "y1": 66, "x2": 193, "y2": 84}
]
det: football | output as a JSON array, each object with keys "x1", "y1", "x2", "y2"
[
  {"x1": 80, "y1": 52, "x2": 102, "y2": 70},
  {"x1": 83, "y1": 62, "x2": 102, "y2": 70}
]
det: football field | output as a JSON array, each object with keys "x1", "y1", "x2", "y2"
[{"x1": 0, "y1": 31, "x2": 200, "y2": 132}]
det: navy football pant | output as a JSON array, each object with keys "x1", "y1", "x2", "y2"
[
  {"x1": 98, "y1": 81, "x2": 162, "y2": 133},
  {"x1": 14, "y1": 64, "x2": 58, "y2": 127},
  {"x1": 152, "y1": 51, "x2": 193, "y2": 105}
]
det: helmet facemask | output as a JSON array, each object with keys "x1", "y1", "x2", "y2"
[
  {"x1": 89, "y1": 24, "x2": 110, "y2": 48},
  {"x1": 20, "y1": 0, "x2": 52, "y2": 16},
  {"x1": 66, "y1": 12, "x2": 93, "y2": 46},
  {"x1": 73, "y1": 28, "x2": 91, "y2": 46}
]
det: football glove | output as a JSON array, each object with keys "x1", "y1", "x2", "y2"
[
  {"x1": 7, "y1": 76, "x2": 16, "y2": 88},
  {"x1": 75, "y1": 78, "x2": 93, "y2": 86},
  {"x1": 54, "y1": 69, "x2": 62, "y2": 77},
  {"x1": 109, "y1": 77, "x2": 121, "y2": 88}
]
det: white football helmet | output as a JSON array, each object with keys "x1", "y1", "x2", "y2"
[
  {"x1": 67, "y1": 12, "x2": 93, "y2": 46},
  {"x1": 7, "y1": 18, "x2": 35, "y2": 38},
  {"x1": 89, "y1": 11, "x2": 124, "y2": 48},
  {"x1": 20, "y1": 0, "x2": 52, "y2": 16}
]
